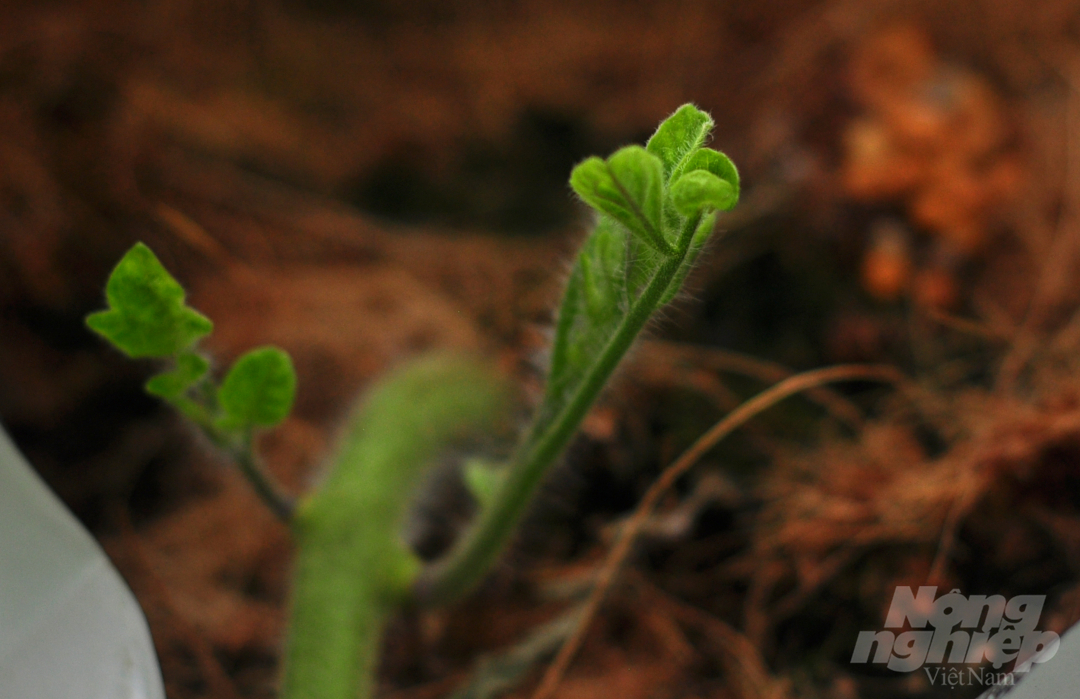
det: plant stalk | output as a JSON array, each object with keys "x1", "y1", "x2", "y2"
[
  {"x1": 230, "y1": 441, "x2": 295, "y2": 522},
  {"x1": 415, "y1": 214, "x2": 702, "y2": 606}
]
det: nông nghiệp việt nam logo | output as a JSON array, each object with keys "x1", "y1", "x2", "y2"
[{"x1": 851, "y1": 587, "x2": 1060, "y2": 688}]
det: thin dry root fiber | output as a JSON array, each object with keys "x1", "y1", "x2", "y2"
[{"x1": 739, "y1": 374, "x2": 1080, "y2": 647}]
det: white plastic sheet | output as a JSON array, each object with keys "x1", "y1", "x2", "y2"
[
  {"x1": 0, "y1": 424, "x2": 164, "y2": 699},
  {"x1": 976, "y1": 624, "x2": 1079, "y2": 698}
]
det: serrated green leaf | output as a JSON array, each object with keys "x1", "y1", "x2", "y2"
[
  {"x1": 86, "y1": 243, "x2": 212, "y2": 358},
  {"x1": 145, "y1": 352, "x2": 210, "y2": 399},
  {"x1": 218, "y1": 346, "x2": 296, "y2": 429},
  {"x1": 646, "y1": 104, "x2": 714, "y2": 183},
  {"x1": 683, "y1": 148, "x2": 740, "y2": 200},
  {"x1": 670, "y1": 170, "x2": 737, "y2": 217},
  {"x1": 570, "y1": 147, "x2": 668, "y2": 253}
]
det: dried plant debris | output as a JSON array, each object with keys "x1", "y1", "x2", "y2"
[
  {"x1": 7, "y1": 2, "x2": 1080, "y2": 699},
  {"x1": 841, "y1": 23, "x2": 1023, "y2": 307},
  {"x1": 729, "y1": 369, "x2": 1080, "y2": 694}
]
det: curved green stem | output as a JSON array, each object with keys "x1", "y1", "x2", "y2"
[{"x1": 280, "y1": 355, "x2": 510, "y2": 699}]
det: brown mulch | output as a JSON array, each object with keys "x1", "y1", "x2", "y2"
[{"x1": 5, "y1": 1, "x2": 1080, "y2": 698}]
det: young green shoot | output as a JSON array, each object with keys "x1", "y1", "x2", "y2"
[
  {"x1": 415, "y1": 103, "x2": 739, "y2": 605},
  {"x1": 87, "y1": 103, "x2": 740, "y2": 699},
  {"x1": 86, "y1": 243, "x2": 297, "y2": 520}
]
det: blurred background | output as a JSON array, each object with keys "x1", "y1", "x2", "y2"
[{"x1": 3, "y1": 0, "x2": 1080, "y2": 697}]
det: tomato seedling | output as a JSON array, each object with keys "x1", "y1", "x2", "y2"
[{"x1": 88, "y1": 103, "x2": 739, "y2": 699}]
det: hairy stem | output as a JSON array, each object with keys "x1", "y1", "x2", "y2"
[
  {"x1": 282, "y1": 530, "x2": 390, "y2": 699},
  {"x1": 415, "y1": 215, "x2": 702, "y2": 606},
  {"x1": 280, "y1": 355, "x2": 508, "y2": 699}
]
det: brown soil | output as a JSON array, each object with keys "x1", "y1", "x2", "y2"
[{"x1": 4, "y1": 1, "x2": 1080, "y2": 698}]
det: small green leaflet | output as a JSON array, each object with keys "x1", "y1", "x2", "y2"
[
  {"x1": 646, "y1": 103, "x2": 715, "y2": 183},
  {"x1": 670, "y1": 147, "x2": 740, "y2": 217},
  {"x1": 145, "y1": 352, "x2": 210, "y2": 399},
  {"x1": 681, "y1": 148, "x2": 740, "y2": 199},
  {"x1": 86, "y1": 243, "x2": 213, "y2": 358},
  {"x1": 218, "y1": 347, "x2": 297, "y2": 430},
  {"x1": 88, "y1": 243, "x2": 299, "y2": 435},
  {"x1": 462, "y1": 458, "x2": 507, "y2": 510},
  {"x1": 670, "y1": 170, "x2": 737, "y2": 216},
  {"x1": 570, "y1": 146, "x2": 669, "y2": 254}
]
